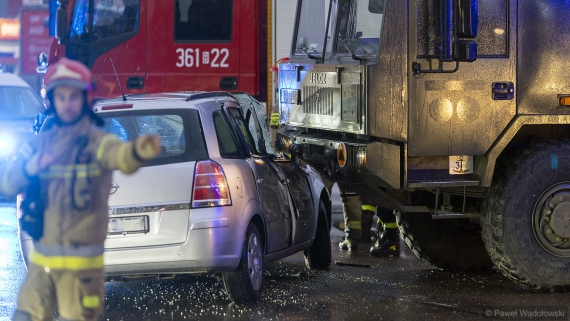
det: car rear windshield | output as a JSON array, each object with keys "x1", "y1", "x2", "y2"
[
  {"x1": 100, "y1": 109, "x2": 208, "y2": 166},
  {"x1": 0, "y1": 86, "x2": 45, "y2": 119}
]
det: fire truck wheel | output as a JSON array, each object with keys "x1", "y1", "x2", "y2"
[
  {"x1": 482, "y1": 139, "x2": 570, "y2": 292},
  {"x1": 304, "y1": 200, "x2": 332, "y2": 270},
  {"x1": 396, "y1": 211, "x2": 493, "y2": 270},
  {"x1": 222, "y1": 222, "x2": 264, "y2": 303}
]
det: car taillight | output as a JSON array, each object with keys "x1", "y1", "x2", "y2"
[{"x1": 192, "y1": 160, "x2": 231, "y2": 208}]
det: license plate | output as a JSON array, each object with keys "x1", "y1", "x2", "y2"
[{"x1": 108, "y1": 216, "x2": 149, "y2": 235}]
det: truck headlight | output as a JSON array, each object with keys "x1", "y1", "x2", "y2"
[{"x1": 0, "y1": 133, "x2": 16, "y2": 158}]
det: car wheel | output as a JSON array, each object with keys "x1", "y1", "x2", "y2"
[
  {"x1": 482, "y1": 139, "x2": 570, "y2": 291},
  {"x1": 222, "y1": 222, "x2": 264, "y2": 303},
  {"x1": 304, "y1": 200, "x2": 331, "y2": 270}
]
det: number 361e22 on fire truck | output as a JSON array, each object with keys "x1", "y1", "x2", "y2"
[{"x1": 278, "y1": 0, "x2": 570, "y2": 292}]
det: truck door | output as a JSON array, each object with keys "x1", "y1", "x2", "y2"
[
  {"x1": 66, "y1": 0, "x2": 147, "y2": 97},
  {"x1": 225, "y1": 105, "x2": 292, "y2": 253},
  {"x1": 409, "y1": 0, "x2": 516, "y2": 157},
  {"x1": 165, "y1": 0, "x2": 242, "y2": 93}
]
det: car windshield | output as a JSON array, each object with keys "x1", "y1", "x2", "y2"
[
  {"x1": 99, "y1": 109, "x2": 208, "y2": 166},
  {"x1": 0, "y1": 86, "x2": 45, "y2": 119}
]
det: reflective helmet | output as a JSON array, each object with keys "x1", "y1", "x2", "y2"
[{"x1": 44, "y1": 58, "x2": 93, "y2": 95}]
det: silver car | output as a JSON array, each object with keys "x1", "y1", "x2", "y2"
[{"x1": 20, "y1": 92, "x2": 331, "y2": 303}]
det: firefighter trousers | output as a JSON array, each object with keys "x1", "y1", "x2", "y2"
[{"x1": 13, "y1": 263, "x2": 105, "y2": 321}]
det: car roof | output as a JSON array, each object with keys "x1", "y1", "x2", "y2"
[
  {"x1": 93, "y1": 91, "x2": 238, "y2": 114},
  {"x1": 0, "y1": 72, "x2": 33, "y2": 88}
]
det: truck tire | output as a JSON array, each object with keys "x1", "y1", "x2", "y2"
[
  {"x1": 222, "y1": 223, "x2": 264, "y2": 303},
  {"x1": 397, "y1": 211, "x2": 493, "y2": 270},
  {"x1": 304, "y1": 200, "x2": 331, "y2": 270},
  {"x1": 482, "y1": 139, "x2": 570, "y2": 292}
]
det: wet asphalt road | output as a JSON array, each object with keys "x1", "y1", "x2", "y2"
[{"x1": 1, "y1": 187, "x2": 569, "y2": 321}]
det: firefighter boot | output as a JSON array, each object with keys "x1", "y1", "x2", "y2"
[
  {"x1": 338, "y1": 194, "x2": 361, "y2": 251},
  {"x1": 360, "y1": 205, "x2": 375, "y2": 243},
  {"x1": 370, "y1": 227, "x2": 401, "y2": 257},
  {"x1": 373, "y1": 218, "x2": 384, "y2": 242}
]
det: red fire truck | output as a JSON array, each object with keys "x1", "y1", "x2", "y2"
[{"x1": 43, "y1": 0, "x2": 274, "y2": 102}]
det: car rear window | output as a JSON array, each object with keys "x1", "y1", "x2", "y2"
[
  {"x1": 100, "y1": 109, "x2": 208, "y2": 166},
  {"x1": 0, "y1": 86, "x2": 45, "y2": 119}
]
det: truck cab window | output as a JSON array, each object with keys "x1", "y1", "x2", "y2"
[
  {"x1": 292, "y1": 0, "x2": 384, "y2": 64},
  {"x1": 417, "y1": 0, "x2": 507, "y2": 58},
  {"x1": 69, "y1": 0, "x2": 140, "y2": 40},
  {"x1": 293, "y1": 0, "x2": 330, "y2": 60},
  {"x1": 174, "y1": 0, "x2": 233, "y2": 42},
  {"x1": 331, "y1": 0, "x2": 384, "y2": 63},
  {"x1": 476, "y1": 0, "x2": 508, "y2": 57}
]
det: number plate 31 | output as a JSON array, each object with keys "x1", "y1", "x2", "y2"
[{"x1": 449, "y1": 155, "x2": 473, "y2": 175}]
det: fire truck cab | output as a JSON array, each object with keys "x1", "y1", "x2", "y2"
[
  {"x1": 278, "y1": 0, "x2": 570, "y2": 292},
  {"x1": 45, "y1": 0, "x2": 268, "y2": 100}
]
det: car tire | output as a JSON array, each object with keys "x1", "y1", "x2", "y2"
[
  {"x1": 222, "y1": 222, "x2": 264, "y2": 303},
  {"x1": 482, "y1": 139, "x2": 570, "y2": 292},
  {"x1": 304, "y1": 200, "x2": 331, "y2": 270},
  {"x1": 397, "y1": 211, "x2": 493, "y2": 271}
]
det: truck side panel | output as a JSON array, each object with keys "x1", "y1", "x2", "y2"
[
  {"x1": 517, "y1": 1, "x2": 570, "y2": 115},
  {"x1": 407, "y1": 0, "x2": 517, "y2": 157},
  {"x1": 164, "y1": 0, "x2": 243, "y2": 93}
]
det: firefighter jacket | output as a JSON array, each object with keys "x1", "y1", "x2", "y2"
[{"x1": 0, "y1": 115, "x2": 147, "y2": 271}]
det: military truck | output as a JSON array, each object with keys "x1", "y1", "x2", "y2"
[{"x1": 277, "y1": 0, "x2": 570, "y2": 291}]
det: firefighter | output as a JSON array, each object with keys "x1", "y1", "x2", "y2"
[
  {"x1": 337, "y1": 183, "x2": 363, "y2": 251},
  {"x1": 370, "y1": 208, "x2": 401, "y2": 257},
  {"x1": 4, "y1": 58, "x2": 161, "y2": 321}
]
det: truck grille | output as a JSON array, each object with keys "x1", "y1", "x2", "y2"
[{"x1": 302, "y1": 86, "x2": 336, "y2": 116}]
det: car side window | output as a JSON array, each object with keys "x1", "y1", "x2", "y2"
[
  {"x1": 213, "y1": 111, "x2": 243, "y2": 158},
  {"x1": 226, "y1": 107, "x2": 258, "y2": 155},
  {"x1": 244, "y1": 107, "x2": 268, "y2": 156}
]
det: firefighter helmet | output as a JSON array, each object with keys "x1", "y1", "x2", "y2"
[{"x1": 44, "y1": 58, "x2": 93, "y2": 94}]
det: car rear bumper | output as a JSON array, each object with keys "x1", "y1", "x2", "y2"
[{"x1": 104, "y1": 222, "x2": 245, "y2": 276}]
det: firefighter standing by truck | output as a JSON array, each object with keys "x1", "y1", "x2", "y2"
[{"x1": 1, "y1": 58, "x2": 161, "y2": 321}]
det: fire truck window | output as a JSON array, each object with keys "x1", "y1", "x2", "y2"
[
  {"x1": 175, "y1": 0, "x2": 233, "y2": 42},
  {"x1": 69, "y1": 0, "x2": 140, "y2": 40}
]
